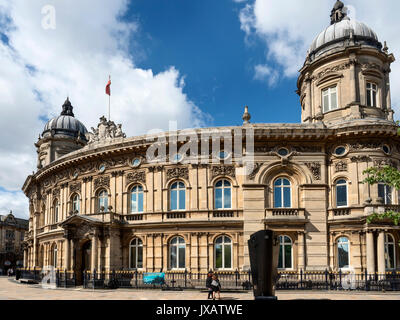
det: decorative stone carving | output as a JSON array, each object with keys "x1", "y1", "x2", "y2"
[
  {"x1": 86, "y1": 116, "x2": 126, "y2": 144},
  {"x1": 211, "y1": 165, "x2": 236, "y2": 179},
  {"x1": 166, "y1": 167, "x2": 189, "y2": 181},
  {"x1": 247, "y1": 162, "x2": 262, "y2": 180},
  {"x1": 148, "y1": 166, "x2": 163, "y2": 173},
  {"x1": 349, "y1": 142, "x2": 381, "y2": 151},
  {"x1": 69, "y1": 183, "x2": 81, "y2": 194},
  {"x1": 314, "y1": 62, "x2": 351, "y2": 80},
  {"x1": 293, "y1": 146, "x2": 322, "y2": 153},
  {"x1": 335, "y1": 161, "x2": 348, "y2": 173},
  {"x1": 125, "y1": 171, "x2": 146, "y2": 186},
  {"x1": 52, "y1": 188, "x2": 60, "y2": 198},
  {"x1": 94, "y1": 176, "x2": 110, "y2": 189},
  {"x1": 351, "y1": 156, "x2": 372, "y2": 163},
  {"x1": 374, "y1": 159, "x2": 397, "y2": 168},
  {"x1": 305, "y1": 162, "x2": 321, "y2": 180}
]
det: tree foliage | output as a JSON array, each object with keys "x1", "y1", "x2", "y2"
[{"x1": 363, "y1": 165, "x2": 400, "y2": 226}]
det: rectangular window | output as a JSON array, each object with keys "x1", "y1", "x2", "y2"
[
  {"x1": 274, "y1": 188, "x2": 282, "y2": 208},
  {"x1": 322, "y1": 86, "x2": 338, "y2": 113},
  {"x1": 366, "y1": 82, "x2": 377, "y2": 107},
  {"x1": 215, "y1": 189, "x2": 222, "y2": 209},
  {"x1": 215, "y1": 244, "x2": 222, "y2": 269},
  {"x1": 378, "y1": 184, "x2": 392, "y2": 205},
  {"x1": 336, "y1": 185, "x2": 347, "y2": 207},
  {"x1": 224, "y1": 244, "x2": 232, "y2": 269},
  {"x1": 178, "y1": 246, "x2": 185, "y2": 269},
  {"x1": 224, "y1": 188, "x2": 232, "y2": 209}
]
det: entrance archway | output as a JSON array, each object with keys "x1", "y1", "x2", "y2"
[{"x1": 75, "y1": 240, "x2": 91, "y2": 285}]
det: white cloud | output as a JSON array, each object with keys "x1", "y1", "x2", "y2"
[
  {"x1": 239, "y1": 0, "x2": 400, "y2": 113},
  {"x1": 254, "y1": 64, "x2": 278, "y2": 86},
  {"x1": 0, "y1": 0, "x2": 210, "y2": 218},
  {"x1": 0, "y1": 190, "x2": 28, "y2": 219}
]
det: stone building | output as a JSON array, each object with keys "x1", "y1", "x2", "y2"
[
  {"x1": 0, "y1": 212, "x2": 29, "y2": 273},
  {"x1": 23, "y1": 1, "x2": 400, "y2": 283}
]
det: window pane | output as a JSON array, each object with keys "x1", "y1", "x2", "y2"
[
  {"x1": 224, "y1": 244, "x2": 232, "y2": 269},
  {"x1": 171, "y1": 246, "x2": 177, "y2": 269},
  {"x1": 385, "y1": 185, "x2": 392, "y2": 205},
  {"x1": 372, "y1": 91, "x2": 377, "y2": 107},
  {"x1": 138, "y1": 192, "x2": 144, "y2": 212},
  {"x1": 283, "y1": 187, "x2": 291, "y2": 208},
  {"x1": 131, "y1": 246, "x2": 137, "y2": 268},
  {"x1": 215, "y1": 189, "x2": 222, "y2": 209},
  {"x1": 137, "y1": 246, "x2": 143, "y2": 268},
  {"x1": 284, "y1": 245, "x2": 292, "y2": 269},
  {"x1": 274, "y1": 187, "x2": 282, "y2": 208},
  {"x1": 367, "y1": 90, "x2": 371, "y2": 106},
  {"x1": 131, "y1": 193, "x2": 137, "y2": 212},
  {"x1": 215, "y1": 244, "x2": 222, "y2": 269},
  {"x1": 171, "y1": 190, "x2": 177, "y2": 210},
  {"x1": 336, "y1": 185, "x2": 347, "y2": 207},
  {"x1": 323, "y1": 94, "x2": 329, "y2": 112},
  {"x1": 338, "y1": 241, "x2": 349, "y2": 269},
  {"x1": 179, "y1": 190, "x2": 185, "y2": 209},
  {"x1": 224, "y1": 188, "x2": 231, "y2": 209},
  {"x1": 278, "y1": 246, "x2": 283, "y2": 269},
  {"x1": 331, "y1": 91, "x2": 337, "y2": 109},
  {"x1": 179, "y1": 246, "x2": 185, "y2": 269}
]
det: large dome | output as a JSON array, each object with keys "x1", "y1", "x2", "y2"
[
  {"x1": 42, "y1": 98, "x2": 88, "y2": 141},
  {"x1": 307, "y1": 2, "x2": 382, "y2": 62}
]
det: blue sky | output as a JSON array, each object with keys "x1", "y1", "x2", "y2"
[{"x1": 124, "y1": 0, "x2": 300, "y2": 126}]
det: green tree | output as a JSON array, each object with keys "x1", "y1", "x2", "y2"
[{"x1": 363, "y1": 165, "x2": 400, "y2": 225}]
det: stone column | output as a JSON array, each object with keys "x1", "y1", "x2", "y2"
[
  {"x1": 297, "y1": 231, "x2": 306, "y2": 271},
  {"x1": 70, "y1": 239, "x2": 76, "y2": 271},
  {"x1": 23, "y1": 249, "x2": 27, "y2": 268},
  {"x1": 377, "y1": 231, "x2": 386, "y2": 274},
  {"x1": 366, "y1": 231, "x2": 375, "y2": 274},
  {"x1": 349, "y1": 57, "x2": 358, "y2": 103},
  {"x1": 305, "y1": 75, "x2": 312, "y2": 123},
  {"x1": 91, "y1": 230, "x2": 98, "y2": 272},
  {"x1": 64, "y1": 238, "x2": 70, "y2": 270}
]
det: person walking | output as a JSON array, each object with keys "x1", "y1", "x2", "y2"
[
  {"x1": 206, "y1": 272, "x2": 213, "y2": 299},
  {"x1": 211, "y1": 274, "x2": 221, "y2": 300}
]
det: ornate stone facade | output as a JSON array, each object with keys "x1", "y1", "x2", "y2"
[{"x1": 22, "y1": 2, "x2": 400, "y2": 280}]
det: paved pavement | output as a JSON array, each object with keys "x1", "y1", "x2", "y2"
[{"x1": 1, "y1": 276, "x2": 400, "y2": 300}]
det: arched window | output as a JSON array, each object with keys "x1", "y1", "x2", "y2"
[
  {"x1": 278, "y1": 236, "x2": 293, "y2": 269},
  {"x1": 336, "y1": 179, "x2": 348, "y2": 207},
  {"x1": 170, "y1": 237, "x2": 185, "y2": 269},
  {"x1": 98, "y1": 190, "x2": 108, "y2": 211},
  {"x1": 215, "y1": 236, "x2": 232, "y2": 269},
  {"x1": 274, "y1": 178, "x2": 291, "y2": 208},
  {"x1": 170, "y1": 182, "x2": 186, "y2": 211},
  {"x1": 53, "y1": 200, "x2": 59, "y2": 223},
  {"x1": 337, "y1": 237, "x2": 350, "y2": 269},
  {"x1": 72, "y1": 194, "x2": 80, "y2": 214},
  {"x1": 215, "y1": 179, "x2": 232, "y2": 209},
  {"x1": 378, "y1": 183, "x2": 392, "y2": 205},
  {"x1": 130, "y1": 185, "x2": 144, "y2": 213},
  {"x1": 366, "y1": 82, "x2": 377, "y2": 107},
  {"x1": 385, "y1": 234, "x2": 396, "y2": 270},
  {"x1": 52, "y1": 244, "x2": 58, "y2": 268},
  {"x1": 129, "y1": 238, "x2": 143, "y2": 269}
]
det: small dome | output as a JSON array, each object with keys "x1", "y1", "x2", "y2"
[
  {"x1": 308, "y1": 18, "x2": 381, "y2": 61},
  {"x1": 42, "y1": 98, "x2": 88, "y2": 141}
]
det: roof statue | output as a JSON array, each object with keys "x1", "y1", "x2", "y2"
[{"x1": 86, "y1": 116, "x2": 126, "y2": 144}]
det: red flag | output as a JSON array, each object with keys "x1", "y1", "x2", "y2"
[{"x1": 106, "y1": 77, "x2": 111, "y2": 96}]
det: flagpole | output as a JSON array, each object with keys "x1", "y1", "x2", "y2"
[{"x1": 108, "y1": 75, "x2": 111, "y2": 121}]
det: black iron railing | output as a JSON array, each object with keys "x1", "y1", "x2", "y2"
[{"x1": 16, "y1": 268, "x2": 400, "y2": 292}]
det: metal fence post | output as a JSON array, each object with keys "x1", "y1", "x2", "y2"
[
  {"x1": 339, "y1": 269, "x2": 342, "y2": 290},
  {"x1": 235, "y1": 270, "x2": 239, "y2": 288},
  {"x1": 300, "y1": 269, "x2": 303, "y2": 290},
  {"x1": 325, "y1": 269, "x2": 329, "y2": 290},
  {"x1": 83, "y1": 271, "x2": 86, "y2": 288},
  {"x1": 135, "y1": 270, "x2": 138, "y2": 288},
  {"x1": 56, "y1": 269, "x2": 60, "y2": 287},
  {"x1": 364, "y1": 269, "x2": 368, "y2": 291},
  {"x1": 184, "y1": 269, "x2": 188, "y2": 288}
]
